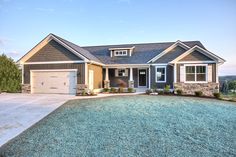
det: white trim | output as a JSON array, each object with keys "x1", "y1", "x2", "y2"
[
  {"x1": 184, "y1": 64, "x2": 208, "y2": 83},
  {"x1": 147, "y1": 40, "x2": 190, "y2": 63},
  {"x1": 88, "y1": 61, "x2": 105, "y2": 66},
  {"x1": 114, "y1": 50, "x2": 128, "y2": 56},
  {"x1": 148, "y1": 66, "x2": 151, "y2": 89},
  {"x1": 30, "y1": 69, "x2": 78, "y2": 72},
  {"x1": 170, "y1": 45, "x2": 225, "y2": 64},
  {"x1": 155, "y1": 65, "x2": 167, "y2": 83},
  {"x1": 104, "y1": 64, "x2": 149, "y2": 68},
  {"x1": 24, "y1": 60, "x2": 85, "y2": 65},
  {"x1": 21, "y1": 65, "x2": 24, "y2": 84},
  {"x1": 174, "y1": 63, "x2": 177, "y2": 83},
  {"x1": 85, "y1": 63, "x2": 88, "y2": 85},
  {"x1": 18, "y1": 34, "x2": 89, "y2": 64},
  {"x1": 216, "y1": 64, "x2": 219, "y2": 83},
  {"x1": 129, "y1": 68, "x2": 133, "y2": 81},
  {"x1": 138, "y1": 68, "x2": 147, "y2": 87},
  {"x1": 150, "y1": 63, "x2": 168, "y2": 66},
  {"x1": 109, "y1": 46, "x2": 135, "y2": 50},
  {"x1": 176, "y1": 61, "x2": 216, "y2": 64}
]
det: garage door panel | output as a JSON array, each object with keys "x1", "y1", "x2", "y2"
[{"x1": 31, "y1": 70, "x2": 77, "y2": 95}]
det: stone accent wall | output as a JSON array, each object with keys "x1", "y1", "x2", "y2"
[
  {"x1": 22, "y1": 84, "x2": 31, "y2": 93},
  {"x1": 104, "y1": 80, "x2": 110, "y2": 88},
  {"x1": 174, "y1": 83, "x2": 219, "y2": 97},
  {"x1": 128, "y1": 81, "x2": 134, "y2": 88},
  {"x1": 76, "y1": 84, "x2": 88, "y2": 94}
]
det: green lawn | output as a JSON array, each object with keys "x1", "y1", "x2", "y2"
[
  {"x1": 0, "y1": 95, "x2": 236, "y2": 157},
  {"x1": 221, "y1": 92, "x2": 236, "y2": 101}
]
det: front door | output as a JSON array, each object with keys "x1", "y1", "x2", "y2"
[{"x1": 138, "y1": 69, "x2": 147, "y2": 87}]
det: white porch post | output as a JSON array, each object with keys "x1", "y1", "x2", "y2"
[
  {"x1": 174, "y1": 63, "x2": 177, "y2": 83},
  {"x1": 104, "y1": 67, "x2": 110, "y2": 88},
  {"x1": 105, "y1": 67, "x2": 109, "y2": 81},
  {"x1": 128, "y1": 67, "x2": 134, "y2": 88},
  {"x1": 149, "y1": 66, "x2": 151, "y2": 89},
  {"x1": 129, "y1": 68, "x2": 133, "y2": 81}
]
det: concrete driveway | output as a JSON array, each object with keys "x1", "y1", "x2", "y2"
[{"x1": 0, "y1": 93, "x2": 75, "y2": 147}]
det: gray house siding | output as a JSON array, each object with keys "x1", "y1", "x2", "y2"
[
  {"x1": 26, "y1": 40, "x2": 82, "y2": 62},
  {"x1": 24, "y1": 63, "x2": 85, "y2": 84},
  {"x1": 150, "y1": 65, "x2": 173, "y2": 89},
  {"x1": 180, "y1": 50, "x2": 213, "y2": 61}
]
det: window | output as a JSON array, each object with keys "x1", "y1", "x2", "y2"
[
  {"x1": 114, "y1": 50, "x2": 128, "y2": 56},
  {"x1": 116, "y1": 69, "x2": 128, "y2": 77},
  {"x1": 155, "y1": 66, "x2": 166, "y2": 82},
  {"x1": 185, "y1": 65, "x2": 207, "y2": 82}
]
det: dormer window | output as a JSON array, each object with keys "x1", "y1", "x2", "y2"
[{"x1": 114, "y1": 50, "x2": 128, "y2": 56}]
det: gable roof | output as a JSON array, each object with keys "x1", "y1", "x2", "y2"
[
  {"x1": 82, "y1": 41, "x2": 206, "y2": 64},
  {"x1": 18, "y1": 34, "x2": 102, "y2": 64}
]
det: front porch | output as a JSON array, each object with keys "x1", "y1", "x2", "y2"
[{"x1": 103, "y1": 65, "x2": 150, "y2": 89}]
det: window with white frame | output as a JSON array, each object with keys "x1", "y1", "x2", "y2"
[
  {"x1": 114, "y1": 50, "x2": 128, "y2": 56},
  {"x1": 115, "y1": 69, "x2": 128, "y2": 77},
  {"x1": 185, "y1": 65, "x2": 207, "y2": 82},
  {"x1": 155, "y1": 66, "x2": 166, "y2": 82}
]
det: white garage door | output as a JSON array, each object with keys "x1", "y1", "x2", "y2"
[{"x1": 31, "y1": 70, "x2": 77, "y2": 95}]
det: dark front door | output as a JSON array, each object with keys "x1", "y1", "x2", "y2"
[{"x1": 138, "y1": 69, "x2": 147, "y2": 86}]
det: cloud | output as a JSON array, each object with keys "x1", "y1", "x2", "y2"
[
  {"x1": 6, "y1": 50, "x2": 21, "y2": 58},
  {"x1": 35, "y1": 7, "x2": 55, "y2": 13}
]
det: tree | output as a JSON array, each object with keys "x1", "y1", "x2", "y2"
[
  {"x1": 0, "y1": 54, "x2": 21, "y2": 92},
  {"x1": 228, "y1": 80, "x2": 236, "y2": 93},
  {"x1": 221, "y1": 80, "x2": 229, "y2": 94}
]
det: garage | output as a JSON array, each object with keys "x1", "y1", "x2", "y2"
[{"x1": 31, "y1": 69, "x2": 77, "y2": 95}]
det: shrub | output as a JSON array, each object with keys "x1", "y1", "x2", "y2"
[
  {"x1": 146, "y1": 89, "x2": 153, "y2": 94},
  {"x1": 176, "y1": 89, "x2": 183, "y2": 95},
  {"x1": 213, "y1": 92, "x2": 221, "y2": 99},
  {"x1": 157, "y1": 90, "x2": 164, "y2": 95},
  {"x1": 90, "y1": 90, "x2": 97, "y2": 96},
  {"x1": 119, "y1": 87, "x2": 124, "y2": 93},
  {"x1": 0, "y1": 54, "x2": 21, "y2": 92},
  {"x1": 164, "y1": 85, "x2": 170, "y2": 94},
  {"x1": 195, "y1": 91, "x2": 203, "y2": 97},
  {"x1": 128, "y1": 88, "x2": 134, "y2": 93},
  {"x1": 103, "y1": 88, "x2": 109, "y2": 92},
  {"x1": 81, "y1": 90, "x2": 86, "y2": 96}
]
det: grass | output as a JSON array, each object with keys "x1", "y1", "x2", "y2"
[
  {"x1": 0, "y1": 95, "x2": 236, "y2": 156},
  {"x1": 221, "y1": 92, "x2": 236, "y2": 101}
]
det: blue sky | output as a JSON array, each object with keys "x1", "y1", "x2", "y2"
[{"x1": 0, "y1": 0, "x2": 235, "y2": 75}]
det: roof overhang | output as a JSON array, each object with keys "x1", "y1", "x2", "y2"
[
  {"x1": 17, "y1": 34, "x2": 89, "y2": 64},
  {"x1": 147, "y1": 40, "x2": 190, "y2": 63},
  {"x1": 108, "y1": 46, "x2": 135, "y2": 51},
  {"x1": 169, "y1": 45, "x2": 225, "y2": 64}
]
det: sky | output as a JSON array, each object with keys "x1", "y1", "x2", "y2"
[{"x1": 0, "y1": 0, "x2": 235, "y2": 76}]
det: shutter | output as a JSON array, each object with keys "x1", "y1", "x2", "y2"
[
  {"x1": 180, "y1": 65, "x2": 185, "y2": 82},
  {"x1": 208, "y1": 64, "x2": 212, "y2": 82},
  {"x1": 125, "y1": 69, "x2": 128, "y2": 76},
  {"x1": 115, "y1": 69, "x2": 118, "y2": 77}
]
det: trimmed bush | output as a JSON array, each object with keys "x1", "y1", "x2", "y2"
[
  {"x1": 128, "y1": 88, "x2": 134, "y2": 93},
  {"x1": 103, "y1": 88, "x2": 109, "y2": 92},
  {"x1": 157, "y1": 90, "x2": 164, "y2": 95},
  {"x1": 81, "y1": 90, "x2": 86, "y2": 96},
  {"x1": 195, "y1": 91, "x2": 203, "y2": 97},
  {"x1": 146, "y1": 89, "x2": 153, "y2": 94},
  {"x1": 164, "y1": 85, "x2": 170, "y2": 94},
  {"x1": 213, "y1": 92, "x2": 221, "y2": 99},
  {"x1": 176, "y1": 89, "x2": 183, "y2": 95},
  {"x1": 119, "y1": 87, "x2": 124, "y2": 93}
]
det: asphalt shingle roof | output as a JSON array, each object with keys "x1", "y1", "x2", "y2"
[{"x1": 82, "y1": 41, "x2": 205, "y2": 64}]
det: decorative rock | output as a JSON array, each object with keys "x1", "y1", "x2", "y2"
[{"x1": 21, "y1": 84, "x2": 31, "y2": 93}]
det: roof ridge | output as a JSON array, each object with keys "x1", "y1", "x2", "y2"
[{"x1": 81, "y1": 40, "x2": 201, "y2": 48}]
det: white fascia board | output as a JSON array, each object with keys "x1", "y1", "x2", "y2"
[
  {"x1": 23, "y1": 60, "x2": 85, "y2": 65},
  {"x1": 88, "y1": 61, "x2": 105, "y2": 66},
  {"x1": 147, "y1": 41, "x2": 190, "y2": 63}
]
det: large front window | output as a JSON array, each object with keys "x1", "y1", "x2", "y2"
[
  {"x1": 185, "y1": 65, "x2": 206, "y2": 82},
  {"x1": 156, "y1": 66, "x2": 166, "y2": 82}
]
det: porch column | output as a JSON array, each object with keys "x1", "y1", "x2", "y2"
[
  {"x1": 104, "y1": 67, "x2": 110, "y2": 88},
  {"x1": 174, "y1": 63, "x2": 177, "y2": 83},
  {"x1": 128, "y1": 68, "x2": 134, "y2": 88}
]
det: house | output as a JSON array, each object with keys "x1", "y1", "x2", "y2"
[{"x1": 18, "y1": 34, "x2": 225, "y2": 96}]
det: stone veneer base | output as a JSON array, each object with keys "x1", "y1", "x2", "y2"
[{"x1": 174, "y1": 82, "x2": 219, "y2": 97}]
